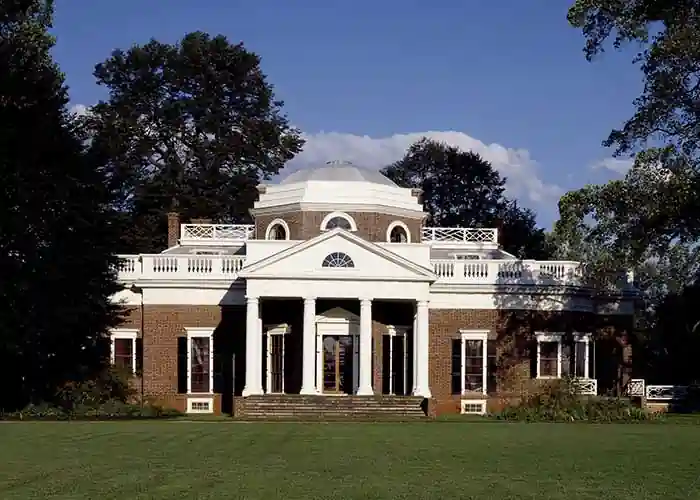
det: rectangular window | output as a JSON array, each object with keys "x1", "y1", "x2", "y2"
[
  {"x1": 536, "y1": 333, "x2": 593, "y2": 380},
  {"x1": 110, "y1": 329, "x2": 139, "y2": 374},
  {"x1": 538, "y1": 341, "x2": 560, "y2": 378},
  {"x1": 186, "y1": 328, "x2": 214, "y2": 394},
  {"x1": 451, "y1": 331, "x2": 489, "y2": 395}
]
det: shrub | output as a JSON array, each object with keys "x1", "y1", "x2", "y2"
[
  {"x1": 0, "y1": 401, "x2": 183, "y2": 421},
  {"x1": 55, "y1": 365, "x2": 136, "y2": 411},
  {"x1": 491, "y1": 378, "x2": 661, "y2": 423}
]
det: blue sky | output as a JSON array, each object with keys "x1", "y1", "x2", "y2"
[{"x1": 51, "y1": 0, "x2": 642, "y2": 227}]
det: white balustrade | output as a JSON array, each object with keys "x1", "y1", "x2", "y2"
[
  {"x1": 421, "y1": 227, "x2": 498, "y2": 243},
  {"x1": 430, "y1": 259, "x2": 584, "y2": 286},
  {"x1": 116, "y1": 254, "x2": 246, "y2": 281}
]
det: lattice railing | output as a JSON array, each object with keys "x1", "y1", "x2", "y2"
[
  {"x1": 572, "y1": 378, "x2": 597, "y2": 395},
  {"x1": 646, "y1": 385, "x2": 689, "y2": 401},
  {"x1": 626, "y1": 379, "x2": 645, "y2": 397},
  {"x1": 181, "y1": 224, "x2": 255, "y2": 242},
  {"x1": 421, "y1": 227, "x2": 498, "y2": 243}
]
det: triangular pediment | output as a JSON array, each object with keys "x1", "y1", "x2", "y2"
[
  {"x1": 316, "y1": 307, "x2": 359, "y2": 323},
  {"x1": 239, "y1": 228, "x2": 435, "y2": 282}
]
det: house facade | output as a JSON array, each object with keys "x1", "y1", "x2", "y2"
[{"x1": 112, "y1": 161, "x2": 635, "y2": 416}]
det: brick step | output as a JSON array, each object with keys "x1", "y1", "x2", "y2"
[{"x1": 235, "y1": 395, "x2": 427, "y2": 420}]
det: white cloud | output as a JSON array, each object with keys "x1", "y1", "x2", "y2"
[
  {"x1": 285, "y1": 130, "x2": 563, "y2": 209},
  {"x1": 590, "y1": 157, "x2": 634, "y2": 174}
]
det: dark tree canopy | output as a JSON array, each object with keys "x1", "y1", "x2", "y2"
[
  {"x1": 0, "y1": 0, "x2": 121, "y2": 410},
  {"x1": 84, "y1": 32, "x2": 304, "y2": 253},
  {"x1": 382, "y1": 138, "x2": 551, "y2": 259}
]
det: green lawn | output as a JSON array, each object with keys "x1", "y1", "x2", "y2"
[{"x1": 1, "y1": 421, "x2": 699, "y2": 499}]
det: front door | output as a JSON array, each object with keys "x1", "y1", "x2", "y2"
[{"x1": 322, "y1": 335, "x2": 354, "y2": 394}]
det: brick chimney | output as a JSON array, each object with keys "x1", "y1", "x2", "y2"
[{"x1": 167, "y1": 212, "x2": 180, "y2": 248}]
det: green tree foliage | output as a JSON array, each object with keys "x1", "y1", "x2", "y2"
[
  {"x1": 0, "y1": 0, "x2": 121, "y2": 410},
  {"x1": 382, "y1": 138, "x2": 551, "y2": 259},
  {"x1": 84, "y1": 32, "x2": 305, "y2": 253},
  {"x1": 557, "y1": 0, "x2": 700, "y2": 383}
]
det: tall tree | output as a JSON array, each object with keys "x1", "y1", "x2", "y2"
[
  {"x1": 382, "y1": 138, "x2": 551, "y2": 259},
  {"x1": 85, "y1": 32, "x2": 304, "y2": 253},
  {"x1": 0, "y1": 0, "x2": 121, "y2": 410},
  {"x1": 566, "y1": 0, "x2": 700, "y2": 252}
]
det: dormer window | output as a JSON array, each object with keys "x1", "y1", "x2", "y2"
[
  {"x1": 454, "y1": 254, "x2": 480, "y2": 260},
  {"x1": 326, "y1": 217, "x2": 352, "y2": 230}
]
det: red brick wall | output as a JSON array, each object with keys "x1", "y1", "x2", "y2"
[
  {"x1": 428, "y1": 308, "x2": 633, "y2": 415},
  {"x1": 255, "y1": 211, "x2": 423, "y2": 242}
]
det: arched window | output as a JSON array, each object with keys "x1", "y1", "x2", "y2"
[
  {"x1": 386, "y1": 221, "x2": 411, "y2": 243},
  {"x1": 268, "y1": 224, "x2": 287, "y2": 240},
  {"x1": 320, "y1": 212, "x2": 357, "y2": 232},
  {"x1": 265, "y1": 219, "x2": 290, "y2": 240},
  {"x1": 322, "y1": 252, "x2": 355, "y2": 268}
]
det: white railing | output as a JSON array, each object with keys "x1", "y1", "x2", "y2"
[
  {"x1": 431, "y1": 259, "x2": 584, "y2": 286},
  {"x1": 116, "y1": 255, "x2": 246, "y2": 281},
  {"x1": 626, "y1": 379, "x2": 645, "y2": 397},
  {"x1": 180, "y1": 224, "x2": 255, "y2": 244},
  {"x1": 646, "y1": 385, "x2": 689, "y2": 401},
  {"x1": 421, "y1": 227, "x2": 498, "y2": 244},
  {"x1": 572, "y1": 378, "x2": 597, "y2": 395}
]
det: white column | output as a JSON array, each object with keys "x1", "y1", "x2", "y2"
[
  {"x1": 242, "y1": 296, "x2": 263, "y2": 396},
  {"x1": 300, "y1": 297, "x2": 318, "y2": 395},
  {"x1": 357, "y1": 298, "x2": 374, "y2": 395},
  {"x1": 412, "y1": 300, "x2": 431, "y2": 398},
  {"x1": 412, "y1": 314, "x2": 418, "y2": 393}
]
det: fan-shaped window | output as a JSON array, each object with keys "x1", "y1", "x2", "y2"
[
  {"x1": 325, "y1": 217, "x2": 352, "y2": 231},
  {"x1": 265, "y1": 219, "x2": 290, "y2": 240},
  {"x1": 322, "y1": 252, "x2": 355, "y2": 268},
  {"x1": 320, "y1": 212, "x2": 357, "y2": 231}
]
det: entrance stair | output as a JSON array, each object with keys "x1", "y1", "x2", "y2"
[{"x1": 234, "y1": 395, "x2": 428, "y2": 421}]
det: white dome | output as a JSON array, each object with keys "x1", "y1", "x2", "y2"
[{"x1": 280, "y1": 161, "x2": 398, "y2": 187}]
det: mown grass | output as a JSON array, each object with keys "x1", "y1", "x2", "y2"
[{"x1": 1, "y1": 420, "x2": 699, "y2": 499}]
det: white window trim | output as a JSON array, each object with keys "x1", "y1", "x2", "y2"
[
  {"x1": 185, "y1": 327, "x2": 215, "y2": 395},
  {"x1": 187, "y1": 397, "x2": 214, "y2": 414},
  {"x1": 535, "y1": 332, "x2": 592, "y2": 379},
  {"x1": 460, "y1": 399, "x2": 487, "y2": 415},
  {"x1": 110, "y1": 329, "x2": 139, "y2": 374},
  {"x1": 320, "y1": 211, "x2": 357, "y2": 232},
  {"x1": 264, "y1": 218, "x2": 291, "y2": 240},
  {"x1": 384, "y1": 325, "x2": 410, "y2": 395},
  {"x1": 385, "y1": 221, "x2": 412, "y2": 243},
  {"x1": 265, "y1": 324, "x2": 289, "y2": 394},
  {"x1": 457, "y1": 329, "x2": 489, "y2": 396}
]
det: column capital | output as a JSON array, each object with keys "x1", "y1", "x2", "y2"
[
  {"x1": 416, "y1": 300, "x2": 429, "y2": 308},
  {"x1": 246, "y1": 296, "x2": 259, "y2": 304},
  {"x1": 359, "y1": 297, "x2": 373, "y2": 305},
  {"x1": 303, "y1": 297, "x2": 316, "y2": 305}
]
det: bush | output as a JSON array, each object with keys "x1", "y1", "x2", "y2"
[
  {"x1": 0, "y1": 400, "x2": 183, "y2": 421},
  {"x1": 491, "y1": 378, "x2": 661, "y2": 423},
  {"x1": 55, "y1": 365, "x2": 136, "y2": 411}
]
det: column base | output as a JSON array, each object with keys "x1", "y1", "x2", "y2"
[
  {"x1": 299, "y1": 387, "x2": 319, "y2": 395},
  {"x1": 412, "y1": 388, "x2": 432, "y2": 398},
  {"x1": 242, "y1": 387, "x2": 264, "y2": 397},
  {"x1": 355, "y1": 386, "x2": 374, "y2": 396}
]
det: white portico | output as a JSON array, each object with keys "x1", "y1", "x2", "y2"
[{"x1": 238, "y1": 228, "x2": 435, "y2": 398}]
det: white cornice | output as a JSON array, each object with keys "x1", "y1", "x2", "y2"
[{"x1": 251, "y1": 202, "x2": 427, "y2": 220}]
